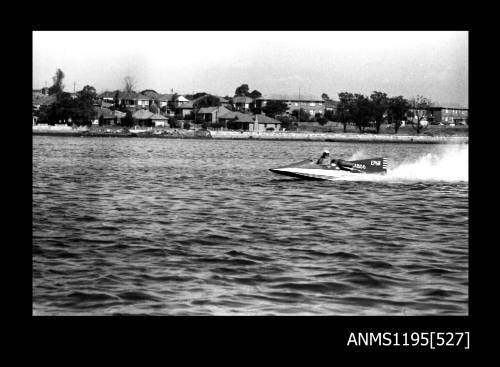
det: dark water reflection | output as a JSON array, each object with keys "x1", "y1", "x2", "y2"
[{"x1": 33, "y1": 136, "x2": 468, "y2": 315}]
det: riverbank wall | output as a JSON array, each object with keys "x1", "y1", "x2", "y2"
[
  {"x1": 209, "y1": 131, "x2": 468, "y2": 144},
  {"x1": 33, "y1": 126, "x2": 468, "y2": 144}
]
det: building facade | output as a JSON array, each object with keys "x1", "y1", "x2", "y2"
[
  {"x1": 256, "y1": 94, "x2": 326, "y2": 117},
  {"x1": 427, "y1": 107, "x2": 468, "y2": 125},
  {"x1": 233, "y1": 96, "x2": 254, "y2": 112}
]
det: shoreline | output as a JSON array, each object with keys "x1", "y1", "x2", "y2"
[{"x1": 32, "y1": 129, "x2": 468, "y2": 144}]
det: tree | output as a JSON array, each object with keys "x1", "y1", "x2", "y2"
[
  {"x1": 408, "y1": 95, "x2": 432, "y2": 134},
  {"x1": 46, "y1": 92, "x2": 73, "y2": 124},
  {"x1": 321, "y1": 93, "x2": 330, "y2": 101},
  {"x1": 71, "y1": 85, "x2": 98, "y2": 125},
  {"x1": 324, "y1": 109, "x2": 335, "y2": 122},
  {"x1": 249, "y1": 90, "x2": 262, "y2": 99},
  {"x1": 123, "y1": 76, "x2": 136, "y2": 93},
  {"x1": 350, "y1": 94, "x2": 373, "y2": 133},
  {"x1": 387, "y1": 96, "x2": 410, "y2": 134},
  {"x1": 337, "y1": 92, "x2": 355, "y2": 133},
  {"x1": 262, "y1": 100, "x2": 288, "y2": 118},
  {"x1": 193, "y1": 95, "x2": 220, "y2": 109},
  {"x1": 276, "y1": 115, "x2": 298, "y2": 131},
  {"x1": 235, "y1": 84, "x2": 250, "y2": 96},
  {"x1": 369, "y1": 91, "x2": 389, "y2": 134},
  {"x1": 121, "y1": 110, "x2": 134, "y2": 127},
  {"x1": 149, "y1": 102, "x2": 159, "y2": 114},
  {"x1": 291, "y1": 108, "x2": 311, "y2": 122},
  {"x1": 187, "y1": 92, "x2": 207, "y2": 100},
  {"x1": 316, "y1": 116, "x2": 328, "y2": 126},
  {"x1": 140, "y1": 89, "x2": 158, "y2": 96},
  {"x1": 48, "y1": 69, "x2": 65, "y2": 95}
]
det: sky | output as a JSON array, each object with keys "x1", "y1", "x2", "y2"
[{"x1": 33, "y1": 31, "x2": 468, "y2": 107}]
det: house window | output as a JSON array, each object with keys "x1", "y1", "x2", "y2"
[
  {"x1": 310, "y1": 110, "x2": 314, "y2": 115},
  {"x1": 294, "y1": 103, "x2": 298, "y2": 106},
  {"x1": 310, "y1": 102, "x2": 315, "y2": 106}
]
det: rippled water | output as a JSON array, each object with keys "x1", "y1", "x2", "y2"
[{"x1": 33, "y1": 136, "x2": 468, "y2": 315}]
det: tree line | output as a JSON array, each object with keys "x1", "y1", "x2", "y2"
[
  {"x1": 335, "y1": 92, "x2": 433, "y2": 134},
  {"x1": 259, "y1": 92, "x2": 433, "y2": 134},
  {"x1": 35, "y1": 70, "x2": 433, "y2": 134},
  {"x1": 36, "y1": 69, "x2": 99, "y2": 125}
]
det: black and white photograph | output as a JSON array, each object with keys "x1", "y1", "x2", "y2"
[{"x1": 32, "y1": 30, "x2": 468, "y2": 317}]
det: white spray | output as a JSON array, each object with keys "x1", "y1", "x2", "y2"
[
  {"x1": 388, "y1": 144, "x2": 468, "y2": 182},
  {"x1": 326, "y1": 144, "x2": 468, "y2": 182}
]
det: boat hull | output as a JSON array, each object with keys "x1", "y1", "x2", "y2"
[{"x1": 269, "y1": 157, "x2": 387, "y2": 180}]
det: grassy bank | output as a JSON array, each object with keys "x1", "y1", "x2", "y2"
[
  {"x1": 294, "y1": 121, "x2": 469, "y2": 137},
  {"x1": 33, "y1": 123, "x2": 468, "y2": 144}
]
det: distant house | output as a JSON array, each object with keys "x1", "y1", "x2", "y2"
[
  {"x1": 249, "y1": 114, "x2": 281, "y2": 132},
  {"x1": 175, "y1": 101, "x2": 194, "y2": 118},
  {"x1": 427, "y1": 107, "x2": 468, "y2": 125},
  {"x1": 32, "y1": 92, "x2": 56, "y2": 111},
  {"x1": 197, "y1": 106, "x2": 232, "y2": 123},
  {"x1": 93, "y1": 107, "x2": 126, "y2": 125},
  {"x1": 218, "y1": 97, "x2": 231, "y2": 108},
  {"x1": 98, "y1": 91, "x2": 150, "y2": 110},
  {"x1": 132, "y1": 109, "x2": 154, "y2": 126},
  {"x1": 150, "y1": 113, "x2": 169, "y2": 127},
  {"x1": 152, "y1": 93, "x2": 190, "y2": 113},
  {"x1": 256, "y1": 94, "x2": 326, "y2": 117},
  {"x1": 176, "y1": 95, "x2": 190, "y2": 105},
  {"x1": 94, "y1": 107, "x2": 116, "y2": 125},
  {"x1": 117, "y1": 92, "x2": 150, "y2": 109},
  {"x1": 155, "y1": 94, "x2": 172, "y2": 109},
  {"x1": 218, "y1": 111, "x2": 254, "y2": 130},
  {"x1": 98, "y1": 91, "x2": 117, "y2": 106},
  {"x1": 324, "y1": 100, "x2": 340, "y2": 114},
  {"x1": 216, "y1": 112, "x2": 281, "y2": 131},
  {"x1": 233, "y1": 96, "x2": 254, "y2": 112}
]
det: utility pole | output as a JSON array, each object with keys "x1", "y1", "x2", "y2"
[{"x1": 73, "y1": 82, "x2": 76, "y2": 93}]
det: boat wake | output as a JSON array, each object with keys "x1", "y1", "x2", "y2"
[
  {"x1": 328, "y1": 144, "x2": 468, "y2": 183},
  {"x1": 388, "y1": 144, "x2": 468, "y2": 182}
]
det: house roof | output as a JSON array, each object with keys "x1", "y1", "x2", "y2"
[
  {"x1": 177, "y1": 95, "x2": 189, "y2": 102},
  {"x1": 119, "y1": 91, "x2": 150, "y2": 100},
  {"x1": 155, "y1": 93, "x2": 175, "y2": 101},
  {"x1": 234, "y1": 112, "x2": 254, "y2": 122},
  {"x1": 142, "y1": 90, "x2": 160, "y2": 99},
  {"x1": 216, "y1": 111, "x2": 253, "y2": 122},
  {"x1": 257, "y1": 93, "x2": 323, "y2": 102},
  {"x1": 150, "y1": 113, "x2": 168, "y2": 120},
  {"x1": 113, "y1": 110, "x2": 126, "y2": 118},
  {"x1": 198, "y1": 106, "x2": 232, "y2": 115},
  {"x1": 132, "y1": 109, "x2": 154, "y2": 119},
  {"x1": 254, "y1": 114, "x2": 280, "y2": 124},
  {"x1": 99, "y1": 91, "x2": 117, "y2": 99},
  {"x1": 233, "y1": 96, "x2": 254, "y2": 104}
]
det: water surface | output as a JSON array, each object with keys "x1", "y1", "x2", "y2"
[{"x1": 33, "y1": 136, "x2": 468, "y2": 315}]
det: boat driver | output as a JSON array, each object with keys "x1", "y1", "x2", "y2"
[{"x1": 317, "y1": 149, "x2": 331, "y2": 166}]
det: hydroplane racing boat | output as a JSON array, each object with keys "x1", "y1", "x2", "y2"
[{"x1": 269, "y1": 152, "x2": 388, "y2": 180}]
